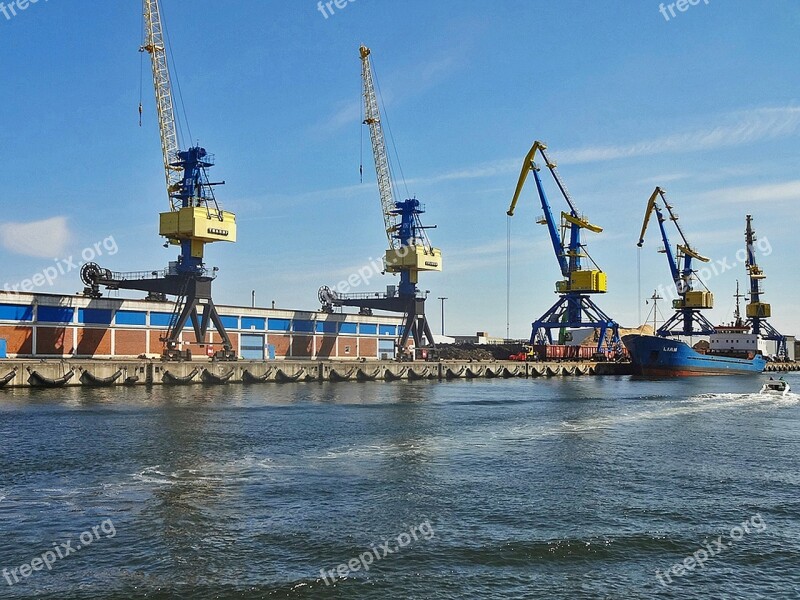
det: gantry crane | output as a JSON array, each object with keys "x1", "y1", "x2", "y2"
[
  {"x1": 637, "y1": 187, "x2": 715, "y2": 337},
  {"x1": 744, "y1": 214, "x2": 786, "y2": 357},
  {"x1": 507, "y1": 141, "x2": 620, "y2": 353},
  {"x1": 81, "y1": 0, "x2": 237, "y2": 361},
  {"x1": 319, "y1": 46, "x2": 442, "y2": 358}
]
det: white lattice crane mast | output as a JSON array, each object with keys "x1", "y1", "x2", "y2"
[
  {"x1": 360, "y1": 45, "x2": 398, "y2": 250},
  {"x1": 141, "y1": 0, "x2": 182, "y2": 210}
]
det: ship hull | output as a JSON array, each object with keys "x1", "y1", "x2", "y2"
[{"x1": 622, "y1": 334, "x2": 766, "y2": 376}]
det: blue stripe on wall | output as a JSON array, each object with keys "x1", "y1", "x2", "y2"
[
  {"x1": 293, "y1": 320, "x2": 315, "y2": 333},
  {"x1": 0, "y1": 304, "x2": 33, "y2": 322},
  {"x1": 78, "y1": 308, "x2": 113, "y2": 325},
  {"x1": 115, "y1": 310, "x2": 147, "y2": 326},
  {"x1": 38, "y1": 306, "x2": 75, "y2": 323},
  {"x1": 316, "y1": 321, "x2": 338, "y2": 334},
  {"x1": 268, "y1": 318, "x2": 291, "y2": 332},
  {"x1": 241, "y1": 317, "x2": 266, "y2": 330}
]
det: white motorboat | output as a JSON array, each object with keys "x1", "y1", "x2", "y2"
[{"x1": 760, "y1": 378, "x2": 791, "y2": 396}]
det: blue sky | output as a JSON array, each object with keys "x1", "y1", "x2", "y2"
[{"x1": 3, "y1": 0, "x2": 800, "y2": 339}]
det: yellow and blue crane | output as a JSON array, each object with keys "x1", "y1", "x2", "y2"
[
  {"x1": 744, "y1": 214, "x2": 786, "y2": 357},
  {"x1": 507, "y1": 141, "x2": 620, "y2": 353},
  {"x1": 81, "y1": 0, "x2": 237, "y2": 360},
  {"x1": 637, "y1": 187, "x2": 715, "y2": 336},
  {"x1": 319, "y1": 45, "x2": 442, "y2": 357}
]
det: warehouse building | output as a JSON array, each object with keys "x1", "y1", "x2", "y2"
[{"x1": 0, "y1": 292, "x2": 404, "y2": 360}]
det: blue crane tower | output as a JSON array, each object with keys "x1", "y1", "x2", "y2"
[
  {"x1": 637, "y1": 187, "x2": 715, "y2": 337},
  {"x1": 506, "y1": 141, "x2": 620, "y2": 353},
  {"x1": 81, "y1": 0, "x2": 237, "y2": 361},
  {"x1": 319, "y1": 46, "x2": 442, "y2": 359},
  {"x1": 744, "y1": 214, "x2": 787, "y2": 358}
]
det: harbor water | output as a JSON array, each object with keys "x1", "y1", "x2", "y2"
[{"x1": 1, "y1": 375, "x2": 799, "y2": 599}]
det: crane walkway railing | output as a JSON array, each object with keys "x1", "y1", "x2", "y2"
[
  {"x1": 335, "y1": 291, "x2": 428, "y2": 301},
  {"x1": 108, "y1": 269, "x2": 169, "y2": 281},
  {"x1": 106, "y1": 267, "x2": 213, "y2": 282}
]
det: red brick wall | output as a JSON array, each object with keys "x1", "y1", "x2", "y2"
[
  {"x1": 77, "y1": 328, "x2": 112, "y2": 356},
  {"x1": 0, "y1": 325, "x2": 33, "y2": 355},
  {"x1": 291, "y1": 335, "x2": 313, "y2": 358},
  {"x1": 359, "y1": 337, "x2": 377, "y2": 359},
  {"x1": 36, "y1": 327, "x2": 73, "y2": 355},
  {"x1": 316, "y1": 336, "x2": 336, "y2": 358},
  {"x1": 114, "y1": 330, "x2": 147, "y2": 357},
  {"x1": 148, "y1": 329, "x2": 170, "y2": 354},
  {"x1": 268, "y1": 334, "x2": 290, "y2": 358},
  {"x1": 182, "y1": 340, "x2": 213, "y2": 358},
  {"x1": 227, "y1": 332, "x2": 239, "y2": 354},
  {"x1": 337, "y1": 337, "x2": 358, "y2": 358},
  {"x1": 2, "y1": 322, "x2": 387, "y2": 359}
]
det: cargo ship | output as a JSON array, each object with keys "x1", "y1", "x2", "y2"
[{"x1": 622, "y1": 331, "x2": 766, "y2": 376}]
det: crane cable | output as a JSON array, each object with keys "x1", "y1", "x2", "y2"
[
  {"x1": 637, "y1": 246, "x2": 642, "y2": 326},
  {"x1": 371, "y1": 56, "x2": 409, "y2": 202},
  {"x1": 359, "y1": 69, "x2": 364, "y2": 183},
  {"x1": 138, "y1": 9, "x2": 144, "y2": 126},
  {"x1": 506, "y1": 215, "x2": 511, "y2": 341},
  {"x1": 160, "y1": 0, "x2": 192, "y2": 148},
  {"x1": 137, "y1": 1, "x2": 192, "y2": 145}
]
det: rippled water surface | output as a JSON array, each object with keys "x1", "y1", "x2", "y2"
[{"x1": 1, "y1": 374, "x2": 799, "y2": 598}]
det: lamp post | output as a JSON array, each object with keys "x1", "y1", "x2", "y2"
[{"x1": 437, "y1": 297, "x2": 448, "y2": 336}]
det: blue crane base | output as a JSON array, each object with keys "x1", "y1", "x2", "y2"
[
  {"x1": 748, "y1": 318, "x2": 788, "y2": 358},
  {"x1": 530, "y1": 293, "x2": 621, "y2": 354},
  {"x1": 656, "y1": 309, "x2": 716, "y2": 338},
  {"x1": 80, "y1": 263, "x2": 236, "y2": 361},
  {"x1": 318, "y1": 287, "x2": 435, "y2": 353}
]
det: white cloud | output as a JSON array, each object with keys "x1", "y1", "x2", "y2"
[
  {"x1": 314, "y1": 50, "x2": 461, "y2": 136},
  {"x1": 0, "y1": 217, "x2": 71, "y2": 258},
  {"x1": 404, "y1": 158, "x2": 518, "y2": 186},
  {"x1": 316, "y1": 98, "x2": 362, "y2": 136},
  {"x1": 635, "y1": 172, "x2": 691, "y2": 186},
  {"x1": 558, "y1": 106, "x2": 800, "y2": 164},
  {"x1": 695, "y1": 179, "x2": 800, "y2": 204},
  {"x1": 411, "y1": 105, "x2": 800, "y2": 185}
]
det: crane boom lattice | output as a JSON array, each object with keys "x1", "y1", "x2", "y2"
[
  {"x1": 360, "y1": 46, "x2": 398, "y2": 249},
  {"x1": 141, "y1": 0, "x2": 182, "y2": 210}
]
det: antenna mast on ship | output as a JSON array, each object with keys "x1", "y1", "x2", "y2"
[
  {"x1": 733, "y1": 279, "x2": 746, "y2": 328},
  {"x1": 645, "y1": 289, "x2": 663, "y2": 333}
]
